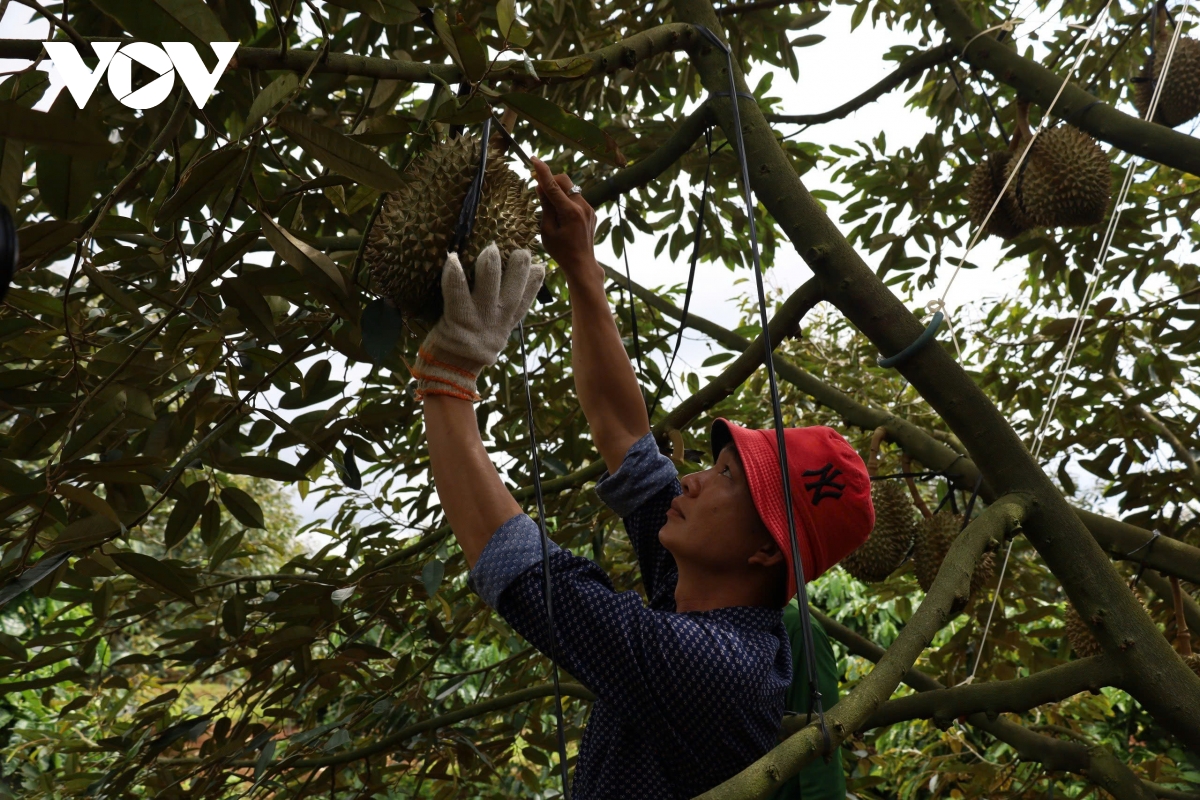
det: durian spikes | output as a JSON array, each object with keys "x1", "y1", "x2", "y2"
[
  {"x1": 1134, "y1": 5, "x2": 1200, "y2": 128},
  {"x1": 841, "y1": 428, "x2": 916, "y2": 583}
]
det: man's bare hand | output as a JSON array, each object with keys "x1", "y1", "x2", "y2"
[{"x1": 531, "y1": 157, "x2": 599, "y2": 284}]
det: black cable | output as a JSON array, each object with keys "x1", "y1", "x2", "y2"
[
  {"x1": 647, "y1": 126, "x2": 714, "y2": 423},
  {"x1": 452, "y1": 122, "x2": 571, "y2": 798},
  {"x1": 616, "y1": 199, "x2": 647, "y2": 406},
  {"x1": 518, "y1": 319, "x2": 572, "y2": 797},
  {"x1": 693, "y1": 23, "x2": 831, "y2": 759}
]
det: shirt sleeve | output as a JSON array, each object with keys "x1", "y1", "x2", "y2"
[
  {"x1": 593, "y1": 433, "x2": 681, "y2": 608},
  {"x1": 469, "y1": 513, "x2": 559, "y2": 609}
]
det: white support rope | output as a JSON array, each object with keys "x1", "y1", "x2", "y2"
[
  {"x1": 931, "y1": 0, "x2": 1118, "y2": 357},
  {"x1": 962, "y1": 0, "x2": 1195, "y2": 685}
]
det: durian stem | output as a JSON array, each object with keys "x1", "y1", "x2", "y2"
[
  {"x1": 901, "y1": 454, "x2": 933, "y2": 519},
  {"x1": 1013, "y1": 99, "x2": 1032, "y2": 146},
  {"x1": 1173, "y1": 576, "x2": 1194, "y2": 656},
  {"x1": 867, "y1": 426, "x2": 888, "y2": 476}
]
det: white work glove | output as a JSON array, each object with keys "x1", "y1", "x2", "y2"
[{"x1": 410, "y1": 243, "x2": 545, "y2": 402}]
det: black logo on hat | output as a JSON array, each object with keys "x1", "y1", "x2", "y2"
[{"x1": 802, "y1": 463, "x2": 844, "y2": 504}]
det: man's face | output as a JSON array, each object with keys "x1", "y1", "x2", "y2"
[{"x1": 659, "y1": 443, "x2": 778, "y2": 575}]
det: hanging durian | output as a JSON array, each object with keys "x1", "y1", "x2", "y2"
[
  {"x1": 913, "y1": 510, "x2": 996, "y2": 613},
  {"x1": 364, "y1": 134, "x2": 540, "y2": 321},
  {"x1": 842, "y1": 429, "x2": 917, "y2": 582},
  {"x1": 1006, "y1": 100, "x2": 1111, "y2": 229},
  {"x1": 1186, "y1": 653, "x2": 1200, "y2": 678},
  {"x1": 1134, "y1": 4, "x2": 1200, "y2": 128},
  {"x1": 1064, "y1": 601, "x2": 1104, "y2": 658},
  {"x1": 1063, "y1": 587, "x2": 1150, "y2": 658},
  {"x1": 968, "y1": 149, "x2": 1032, "y2": 240}
]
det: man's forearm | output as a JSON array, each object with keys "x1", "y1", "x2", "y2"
[
  {"x1": 424, "y1": 394, "x2": 521, "y2": 568},
  {"x1": 565, "y1": 259, "x2": 650, "y2": 474}
]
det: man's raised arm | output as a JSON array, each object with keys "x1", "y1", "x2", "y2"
[{"x1": 531, "y1": 158, "x2": 649, "y2": 475}]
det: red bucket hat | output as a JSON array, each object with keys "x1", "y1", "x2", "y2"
[{"x1": 711, "y1": 418, "x2": 874, "y2": 598}]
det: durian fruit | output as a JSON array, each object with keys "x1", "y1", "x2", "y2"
[
  {"x1": 1134, "y1": 12, "x2": 1200, "y2": 128},
  {"x1": 842, "y1": 479, "x2": 917, "y2": 582},
  {"x1": 1063, "y1": 589, "x2": 1150, "y2": 658},
  {"x1": 1064, "y1": 602, "x2": 1104, "y2": 658},
  {"x1": 364, "y1": 134, "x2": 540, "y2": 321},
  {"x1": 1006, "y1": 102, "x2": 1111, "y2": 229},
  {"x1": 913, "y1": 511, "x2": 996, "y2": 613},
  {"x1": 1186, "y1": 653, "x2": 1200, "y2": 678},
  {"x1": 968, "y1": 150, "x2": 1032, "y2": 240}
]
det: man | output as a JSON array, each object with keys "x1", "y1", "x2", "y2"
[{"x1": 418, "y1": 156, "x2": 875, "y2": 799}]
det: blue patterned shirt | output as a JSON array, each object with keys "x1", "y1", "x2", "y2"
[{"x1": 471, "y1": 433, "x2": 791, "y2": 799}]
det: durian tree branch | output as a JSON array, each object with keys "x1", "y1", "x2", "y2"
[
  {"x1": 677, "y1": 0, "x2": 1200, "y2": 774},
  {"x1": 603, "y1": 265, "x2": 1200, "y2": 588},
  {"x1": 0, "y1": 23, "x2": 699, "y2": 84},
  {"x1": 691, "y1": 492, "x2": 1030, "y2": 799},
  {"x1": 813, "y1": 610, "x2": 1174, "y2": 800},
  {"x1": 928, "y1": 0, "x2": 1200, "y2": 177},
  {"x1": 763, "y1": 42, "x2": 956, "y2": 126},
  {"x1": 858, "y1": 655, "x2": 1122, "y2": 732},
  {"x1": 583, "y1": 102, "x2": 717, "y2": 208}
]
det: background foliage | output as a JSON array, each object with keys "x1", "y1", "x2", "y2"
[{"x1": 0, "y1": 0, "x2": 1198, "y2": 796}]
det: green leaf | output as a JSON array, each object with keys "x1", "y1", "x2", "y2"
[
  {"x1": 16, "y1": 221, "x2": 82, "y2": 268},
  {"x1": 791, "y1": 34, "x2": 825, "y2": 47},
  {"x1": 51, "y1": 515, "x2": 122, "y2": 552},
  {"x1": 501, "y1": 93, "x2": 626, "y2": 167},
  {"x1": 421, "y1": 559, "x2": 444, "y2": 597},
  {"x1": 36, "y1": 150, "x2": 98, "y2": 221},
  {"x1": 157, "y1": 146, "x2": 246, "y2": 224},
  {"x1": 61, "y1": 399, "x2": 125, "y2": 461},
  {"x1": 220, "y1": 486, "x2": 265, "y2": 528},
  {"x1": 246, "y1": 72, "x2": 299, "y2": 128},
  {"x1": 0, "y1": 460, "x2": 40, "y2": 496},
  {"x1": 220, "y1": 276, "x2": 276, "y2": 340},
  {"x1": 209, "y1": 529, "x2": 244, "y2": 570},
  {"x1": 55, "y1": 483, "x2": 123, "y2": 527},
  {"x1": 701, "y1": 352, "x2": 735, "y2": 367},
  {"x1": 164, "y1": 482, "x2": 208, "y2": 550},
  {"x1": 222, "y1": 592, "x2": 245, "y2": 637},
  {"x1": 276, "y1": 113, "x2": 403, "y2": 192},
  {"x1": 83, "y1": 265, "x2": 148, "y2": 323},
  {"x1": 0, "y1": 102, "x2": 112, "y2": 159},
  {"x1": 110, "y1": 551, "x2": 196, "y2": 605},
  {"x1": 0, "y1": 553, "x2": 71, "y2": 609},
  {"x1": 89, "y1": 0, "x2": 229, "y2": 46},
  {"x1": 200, "y1": 500, "x2": 222, "y2": 545},
  {"x1": 221, "y1": 456, "x2": 306, "y2": 482},
  {"x1": 496, "y1": 0, "x2": 532, "y2": 46},
  {"x1": 258, "y1": 213, "x2": 354, "y2": 320},
  {"x1": 0, "y1": 632, "x2": 28, "y2": 662},
  {"x1": 361, "y1": 298, "x2": 402, "y2": 363},
  {"x1": 450, "y1": 23, "x2": 488, "y2": 82},
  {"x1": 790, "y1": 10, "x2": 829, "y2": 30}
]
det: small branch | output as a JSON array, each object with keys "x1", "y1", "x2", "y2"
[
  {"x1": 858, "y1": 656, "x2": 1121, "y2": 732},
  {"x1": 583, "y1": 101, "x2": 715, "y2": 208},
  {"x1": 9, "y1": 0, "x2": 90, "y2": 55},
  {"x1": 1142, "y1": 569, "x2": 1200, "y2": 638},
  {"x1": 764, "y1": 43, "x2": 955, "y2": 126},
  {"x1": 0, "y1": 22, "x2": 699, "y2": 86},
  {"x1": 158, "y1": 683, "x2": 595, "y2": 768}
]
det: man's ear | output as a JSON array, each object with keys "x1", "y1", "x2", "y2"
[{"x1": 747, "y1": 539, "x2": 785, "y2": 568}]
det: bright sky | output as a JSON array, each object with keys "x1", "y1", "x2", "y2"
[{"x1": 1, "y1": 3, "x2": 1182, "y2": 532}]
